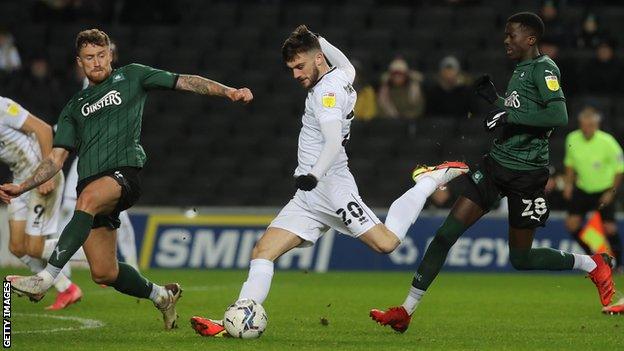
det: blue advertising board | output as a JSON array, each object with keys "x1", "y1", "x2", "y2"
[{"x1": 129, "y1": 213, "x2": 616, "y2": 272}]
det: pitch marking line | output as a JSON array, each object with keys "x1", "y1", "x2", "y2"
[{"x1": 13, "y1": 313, "x2": 105, "y2": 334}]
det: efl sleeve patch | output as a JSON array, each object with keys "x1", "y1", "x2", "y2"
[
  {"x1": 321, "y1": 92, "x2": 336, "y2": 108},
  {"x1": 6, "y1": 103, "x2": 21, "y2": 116},
  {"x1": 545, "y1": 75, "x2": 560, "y2": 91}
]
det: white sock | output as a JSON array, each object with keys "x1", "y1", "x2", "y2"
[
  {"x1": 402, "y1": 286, "x2": 426, "y2": 315},
  {"x1": 53, "y1": 273, "x2": 72, "y2": 292},
  {"x1": 385, "y1": 177, "x2": 437, "y2": 241},
  {"x1": 19, "y1": 255, "x2": 45, "y2": 273},
  {"x1": 238, "y1": 259, "x2": 274, "y2": 304},
  {"x1": 573, "y1": 253, "x2": 597, "y2": 273},
  {"x1": 35, "y1": 269, "x2": 55, "y2": 290},
  {"x1": 149, "y1": 284, "x2": 167, "y2": 304},
  {"x1": 61, "y1": 264, "x2": 72, "y2": 279}
]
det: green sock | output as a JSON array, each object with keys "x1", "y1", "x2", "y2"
[
  {"x1": 110, "y1": 262, "x2": 154, "y2": 299},
  {"x1": 509, "y1": 248, "x2": 574, "y2": 270},
  {"x1": 412, "y1": 216, "x2": 466, "y2": 290},
  {"x1": 48, "y1": 210, "x2": 93, "y2": 269}
]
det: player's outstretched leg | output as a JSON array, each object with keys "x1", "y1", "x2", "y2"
[
  {"x1": 371, "y1": 196, "x2": 483, "y2": 332},
  {"x1": 191, "y1": 227, "x2": 302, "y2": 337}
]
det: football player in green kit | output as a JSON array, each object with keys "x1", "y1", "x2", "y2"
[
  {"x1": 370, "y1": 12, "x2": 617, "y2": 333},
  {"x1": 1, "y1": 29, "x2": 253, "y2": 330}
]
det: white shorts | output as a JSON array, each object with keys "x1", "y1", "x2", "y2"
[
  {"x1": 270, "y1": 170, "x2": 380, "y2": 247},
  {"x1": 8, "y1": 172, "x2": 64, "y2": 236}
]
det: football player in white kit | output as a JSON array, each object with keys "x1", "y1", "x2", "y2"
[
  {"x1": 0, "y1": 96, "x2": 82, "y2": 310},
  {"x1": 190, "y1": 26, "x2": 468, "y2": 337}
]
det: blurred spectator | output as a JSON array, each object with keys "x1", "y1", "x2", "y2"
[
  {"x1": 578, "y1": 40, "x2": 623, "y2": 94},
  {"x1": 18, "y1": 57, "x2": 62, "y2": 122},
  {"x1": 540, "y1": 0, "x2": 567, "y2": 45},
  {"x1": 424, "y1": 56, "x2": 477, "y2": 117},
  {"x1": 352, "y1": 61, "x2": 378, "y2": 121},
  {"x1": 576, "y1": 13, "x2": 605, "y2": 49},
  {"x1": 0, "y1": 29, "x2": 21, "y2": 72},
  {"x1": 33, "y1": 0, "x2": 77, "y2": 23},
  {"x1": 378, "y1": 57, "x2": 425, "y2": 119},
  {"x1": 540, "y1": 37, "x2": 578, "y2": 95}
]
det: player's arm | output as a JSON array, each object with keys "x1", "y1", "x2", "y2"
[
  {"x1": 318, "y1": 36, "x2": 355, "y2": 83},
  {"x1": 175, "y1": 75, "x2": 253, "y2": 103},
  {"x1": 19, "y1": 114, "x2": 56, "y2": 194},
  {"x1": 0, "y1": 147, "x2": 68, "y2": 203}
]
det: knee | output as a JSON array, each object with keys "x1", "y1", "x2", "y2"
[
  {"x1": 9, "y1": 241, "x2": 25, "y2": 258},
  {"x1": 76, "y1": 191, "x2": 99, "y2": 213},
  {"x1": 251, "y1": 241, "x2": 275, "y2": 261},
  {"x1": 373, "y1": 233, "x2": 400, "y2": 255},
  {"x1": 90, "y1": 266, "x2": 118, "y2": 285}
]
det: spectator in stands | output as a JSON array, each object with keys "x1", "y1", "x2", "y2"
[
  {"x1": 540, "y1": 0, "x2": 567, "y2": 45},
  {"x1": 19, "y1": 57, "x2": 62, "y2": 122},
  {"x1": 424, "y1": 55, "x2": 476, "y2": 117},
  {"x1": 579, "y1": 39, "x2": 622, "y2": 94},
  {"x1": 378, "y1": 57, "x2": 425, "y2": 119},
  {"x1": 576, "y1": 13, "x2": 604, "y2": 49},
  {"x1": 540, "y1": 37, "x2": 578, "y2": 95},
  {"x1": 563, "y1": 106, "x2": 623, "y2": 269},
  {"x1": 0, "y1": 29, "x2": 21, "y2": 72},
  {"x1": 352, "y1": 60, "x2": 377, "y2": 121}
]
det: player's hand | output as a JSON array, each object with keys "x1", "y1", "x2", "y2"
[
  {"x1": 295, "y1": 174, "x2": 318, "y2": 191},
  {"x1": 0, "y1": 183, "x2": 23, "y2": 204},
  {"x1": 37, "y1": 179, "x2": 56, "y2": 195},
  {"x1": 599, "y1": 189, "x2": 615, "y2": 209},
  {"x1": 474, "y1": 74, "x2": 498, "y2": 104},
  {"x1": 483, "y1": 109, "x2": 507, "y2": 131},
  {"x1": 226, "y1": 88, "x2": 253, "y2": 104}
]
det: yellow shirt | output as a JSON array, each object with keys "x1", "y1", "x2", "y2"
[{"x1": 354, "y1": 85, "x2": 377, "y2": 121}]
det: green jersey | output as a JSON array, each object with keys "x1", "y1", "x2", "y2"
[
  {"x1": 54, "y1": 63, "x2": 177, "y2": 181},
  {"x1": 564, "y1": 130, "x2": 624, "y2": 193},
  {"x1": 489, "y1": 55, "x2": 567, "y2": 170}
]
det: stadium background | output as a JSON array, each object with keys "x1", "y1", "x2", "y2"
[{"x1": 0, "y1": 0, "x2": 623, "y2": 271}]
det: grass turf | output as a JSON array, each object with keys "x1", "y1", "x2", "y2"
[{"x1": 5, "y1": 268, "x2": 624, "y2": 351}]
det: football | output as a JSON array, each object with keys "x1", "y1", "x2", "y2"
[{"x1": 223, "y1": 299, "x2": 268, "y2": 339}]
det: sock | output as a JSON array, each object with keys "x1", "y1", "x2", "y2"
[
  {"x1": 44, "y1": 239, "x2": 86, "y2": 262},
  {"x1": 509, "y1": 248, "x2": 575, "y2": 270},
  {"x1": 402, "y1": 286, "x2": 425, "y2": 315},
  {"x1": 110, "y1": 262, "x2": 153, "y2": 299},
  {"x1": 570, "y1": 229, "x2": 592, "y2": 254},
  {"x1": 149, "y1": 284, "x2": 167, "y2": 304},
  {"x1": 572, "y1": 253, "x2": 598, "y2": 272},
  {"x1": 412, "y1": 216, "x2": 466, "y2": 290},
  {"x1": 19, "y1": 255, "x2": 45, "y2": 273},
  {"x1": 48, "y1": 211, "x2": 93, "y2": 269},
  {"x1": 61, "y1": 264, "x2": 71, "y2": 279},
  {"x1": 606, "y1": 232, "x2": 622, "y2": 267},
  {"x1": 53, "y1": 273, "x2": 71, "y2": 292},
  {"x1": 385, "y1": 177, "x2": 437, "y2": 241},
  {"x1": 238, "y1": 259, "x2": 274, "y2": 304}
]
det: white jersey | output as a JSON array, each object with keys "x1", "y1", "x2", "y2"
[
  {"x1": 0, "y1": 97, "x2": 41, "y2": 182},
  {"x1": 295, "y1": 68, "x2": 356, "y2": 177}
]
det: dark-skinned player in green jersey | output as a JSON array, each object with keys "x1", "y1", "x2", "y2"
[
  {"x1": 0, "y1": 29, "x2": 253, "y2": 330},
  {"x1": 370, "y1": 12, "x2": 616, "y2": 333}
]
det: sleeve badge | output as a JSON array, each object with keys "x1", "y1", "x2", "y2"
[
  {"x1": 321, "y1": 92, "x2": 336, "y2": 108},
  {"x1": 545, "y1": 75, "x2": 560, "y2": 91},
  {"x1": 7, "y1": 103, "x2": 20, "y2": 116}
]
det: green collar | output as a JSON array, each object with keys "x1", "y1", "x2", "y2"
[{"x1": 516, "y1": 54, "x2": 546, "y2": 67}]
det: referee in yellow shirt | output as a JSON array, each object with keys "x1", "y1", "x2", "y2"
[{"x1": 563, "y1": 106, "x2": 624, "y2": 269}]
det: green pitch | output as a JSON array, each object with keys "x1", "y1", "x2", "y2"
[{"x1": 5, "y1": 268, "x2": 624, "y2": 350}]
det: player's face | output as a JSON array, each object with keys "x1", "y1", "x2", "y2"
[
  {"x1": 579, "y1": 114, "x2": 600, "y2": 136},
  {"x1": 504, "y1": 22, "x2": 535, "y2": 60},
  {"x1": 77, "y1": 44, "x2": 113, "y2": 84},
  {"x1": 286, "y1": 52, "x2": 320, "y2": 90}
]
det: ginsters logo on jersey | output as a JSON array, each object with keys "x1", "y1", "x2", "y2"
[
  {"x1": 81, "y1": 90, "x2": 122, "y2": 117},
  {"x1": 504, "y1": 91, "x2": 521, "y2": 108}
]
